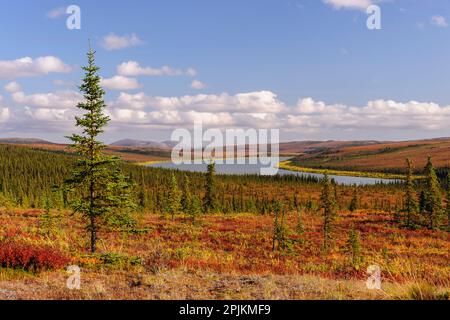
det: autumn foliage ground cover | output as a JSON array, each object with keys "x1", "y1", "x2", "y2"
[
  {"x1": 0, "y1": 206, "x2": 448, "y2": 300},
  {"x1": 290, "y1": 138, "x2": 450, "y2": 174}
]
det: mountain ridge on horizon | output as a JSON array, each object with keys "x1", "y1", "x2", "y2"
[
  {"x1": 1, "y1": 137, "x2": 450, "y2": 152},
  {"x1": 0, "y1": 138, "x2": 56, "y2": 145}
]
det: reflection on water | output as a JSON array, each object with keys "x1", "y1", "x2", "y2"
[{"x1": 147, "y1": 157, "x2": 399, "y2": 186}]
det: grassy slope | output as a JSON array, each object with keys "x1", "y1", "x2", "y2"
[
  {"x1": 278, "y1": 140, "x2": 381, "y2": 155},
  {"x1": 288, "y1": 138, "x2": 450, "y2": 174}
]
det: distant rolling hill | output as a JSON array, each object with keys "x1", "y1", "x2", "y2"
[
  {"x1": 287, "y1": 137, "x2": 450, "y2": 174},
  {"x1": 3, "y1": 136, "x2": 450, "y2": 173},
  {"x1": 0, "y1": 138, "x2": 170, "y2": 164},
  {"x1": 278, "y1": 140, "x2": 382, "y2": 155},
  {"x1": 110, "y1": 139, "x2": 175, "y2": 149},
  {"x1": 110, "y1": 139, "x2": 383, "y2": 154},
  {"x1": 0, "y1": 138, "x2": 55, "y2": 145}
]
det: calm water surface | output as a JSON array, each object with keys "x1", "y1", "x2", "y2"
[{"x1": 147, "y1": 157, "x2": 399, "y2": 186}]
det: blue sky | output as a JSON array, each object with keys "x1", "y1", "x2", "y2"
[{"x1": 0, "y1": 0, "x2": 450, "y2": 142}]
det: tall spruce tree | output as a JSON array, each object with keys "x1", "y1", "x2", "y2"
[
  {"x1": 346, "y1": 227, "x2": 363, "y2": 270},
  {"x1": 404, "y1": 158, "x2": 418, "y2": 229},
  {"x1": 181, "y1": 174, "x2": 192, "y2": 213},
  {"x1": 203, "y1": 160, "x2": 217, "y2": 213},
  {"x1": 272, "y1": 200, "x2": 287, "y2": 251},
  {"x1": 138, "y1": 171, "x2": 147, "y2": 209},
  {"x1": 333, "y1": 181, "x2": 340, "y2": 210},
  {"x1": 418, "y1": 190, "x2": 427, "y2": 214},
  {"x1": 424, "y1": 157, "x2": 443, "y2": 230},
  {"x1": 296, "y1": 208, "x2": 305, "y2": 243},
  {"x1": 349, "y1": 187, "x2": 358, "y2": 212},
  {"x1": 188, "y1": 195, "x2": 202, "y2": 224},
  {"x1": 65, "y1": 46, "x2": 135, "y2": 253},
  {"x1": 320, "y1": 174, "x2": 336, "y2": 251}
]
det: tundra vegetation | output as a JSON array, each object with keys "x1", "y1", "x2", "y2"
[{"x1": 0, "y1": 50, "x2": 448, "y2": 300}]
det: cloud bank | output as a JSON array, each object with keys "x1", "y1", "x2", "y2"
[{"x1": 2, "y1": 88, "x2": 450, "y2": 139}]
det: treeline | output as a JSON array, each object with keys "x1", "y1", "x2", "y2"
[
  {"x1": 0, "y1": 145, "x2": 73, "y2": 207},
  {"x1": 400, "y1": 158, "x2": 450, "y2": 230},
  {"x1": 0, "y1": 144, "x2": 406, "y2": 214},
  {"x1": 113, "y1": 147, "x2": 172, "y2": 159}
]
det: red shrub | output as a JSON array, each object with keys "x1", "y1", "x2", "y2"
[{"x1": 0, "y1": 242, "x2": 69, "y2": 272}]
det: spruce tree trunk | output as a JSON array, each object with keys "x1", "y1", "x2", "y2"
[
  {"x1": 447, "y1": 210, "x2": 450, "y2": 231},
  {"x1": 90, "y1": 175, "x2": 96, "y2": 253},
  {"x1": 90, "y1": 216, "x2": 97, "y2": 253},
  {"x1": 429, "y1": 212, "x2": 433, "y2": 230},
  {"x1": 448, "y1": 211, "x2": 450, "y2": 230}
]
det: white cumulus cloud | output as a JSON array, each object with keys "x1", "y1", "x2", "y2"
[
  {"x1": 0, "y1": 108, "x2": 10, "y2": 123},
  {"x1": 0, "y1": 95, "x2": 10, "y2": 123},
  {"x1": 431, "y1": 15, "x2": 448, "y2": 28},
  {"x1": 4, "y1": 87, "x2": 450, "y2": 139},
  {"x1": 110, "y1": 91, "x2": 286, "y2": 114},
  {"x1": 24, "y1": 107, "x2": 74, "y2": 121},
  {"x1": 100, "y1": 76, "x2": 141, "y2": 90},
  {"x1": 287, "y1": 98, "x2": 450, "y2": 132},
  {"x1": 101, "y1": 33, "x2": 144, "y2": 51},
  {"x1": 191, "y1": 80, "x2": 206, "y2": 89},
  {"x1": 0, "y1": 56, "x2": 72, "y2": 79},
  {"x1": 117, "y1": 61, "x2": 197, "y2": 77},
  {"x1": 323, "y1": 0, "x2": 372, "y2": 10},
  {"x1": 11, "y1": 90, "x2": 82, "y2": 109},
  {"x1": 4, "y1": 81, "x2": 22, "y2": 93},
  {"x1": 47, "y1": 7, "x2": 67, "y2": 19}
]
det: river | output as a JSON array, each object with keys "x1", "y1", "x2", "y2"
[{"x1": 147, "y1": 157, "x2": 399, "y2": 185}]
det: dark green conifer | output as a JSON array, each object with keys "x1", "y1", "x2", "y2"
[
  {"x1": 65, "y1": 46, "x2": 136, "y2": 253},
  {"x1": 168, "y1": 173, "x2": 181, "y2": 219},
  {"x1": 321, "y1": 174, "x2": 336, "y2": 251},
  {"x1": 203, "y1": 161, "x2": 217, "y2": 213},
  {"x1": 404, "y1": 159, "x2": 418, "y2": 229},
  {"x1": 424, "y1": 157, "x2": 443, "y2": 230}
]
